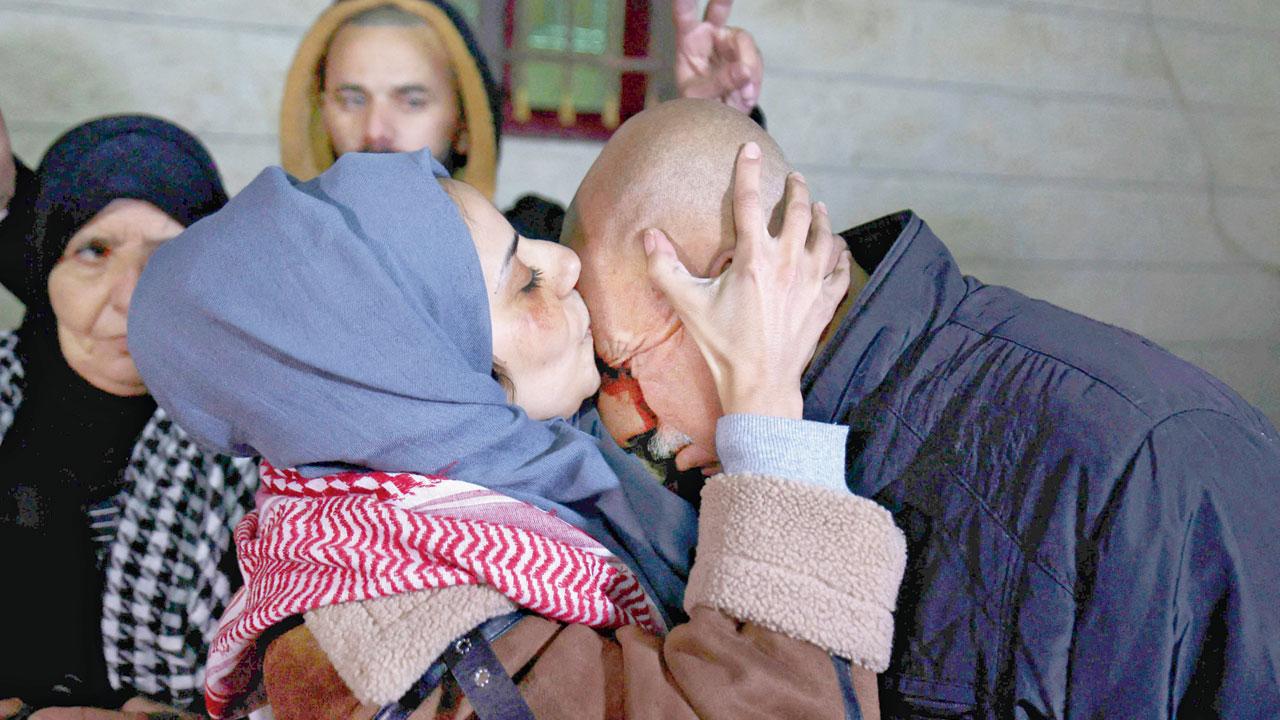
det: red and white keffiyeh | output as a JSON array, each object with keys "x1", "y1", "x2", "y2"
[{"x1": 204, "y1": 461, "x2": 663, "y2": 718}]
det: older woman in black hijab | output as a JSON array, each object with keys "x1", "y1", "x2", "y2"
[{"x1": 0, "y1": 116, "x2": 258, "y2": 717}]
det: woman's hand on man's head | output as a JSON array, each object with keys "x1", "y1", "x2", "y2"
[{"x1": 642, "y1": 141, "x2": 852, "y2": 420}]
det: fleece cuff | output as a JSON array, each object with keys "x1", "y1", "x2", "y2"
[
  {"x1": 306, "y1": 586, "x2": 516, "y2": 705},
  {"x1": 686, "y1": 473, "x2": 906, "y2": 672},
  {"x1": 716, "y1": 414, "x2": 849, "y2": 492}
]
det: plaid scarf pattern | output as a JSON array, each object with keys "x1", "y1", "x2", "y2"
[
  {"x1": 101, "y1": 409, "x2": 259, "y2": 709},
  {"x1": 0, "y1": 331, "x2": 259, "y2": 710},
  {"x1": 205, "y1": 461, "x2": 664, "y2": 718},
  {"x1": 0, "y1": 332, "x2": 24, "y2": 438}
]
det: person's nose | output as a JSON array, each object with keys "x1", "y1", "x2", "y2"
[
  {"x1": 108, "y1": 260, "x2": 142, "y2": 314},
  {"x1": 551, "y1": 243, "x2": 582, "y2": 298},
  {"x1": 363, "y1": 100, "x2": 394, "y2": 150}
]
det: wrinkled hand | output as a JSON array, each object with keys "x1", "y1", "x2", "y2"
[
  {"x1": 643, "y1": 142, "x2": 852, "y2": 419},
  {"x1": 29, "y1": 710, "x2": 144, "y2": 719},
  {"x1": 673, "y1": 0, "x2": 763, "y2": 113},
  {"x1": 29, "y1": 696, "x2": 198, "y2": 720}
]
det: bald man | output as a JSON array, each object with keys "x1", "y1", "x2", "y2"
[{"x1": 564, "y1": 99, "x2": 1280, "y2": 718}]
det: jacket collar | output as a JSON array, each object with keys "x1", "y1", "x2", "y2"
[{"x1": 802, "y1": 211, "x2": 969, "y2": 424}]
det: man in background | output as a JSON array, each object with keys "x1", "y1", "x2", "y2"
[{"x1": 279, "y1": 0, "x2": 765, "y2": 239}]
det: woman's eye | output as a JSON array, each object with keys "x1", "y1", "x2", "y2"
[
  {"x1": 522, "y1": 267, "x2": 543, "y2": 293},
  {"x1": 73, "y1": 240, "x2": 111, "y2": 263}
]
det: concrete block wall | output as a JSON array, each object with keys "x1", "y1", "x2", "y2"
[{"x1": 1, "y1": 0, "x2": 1276, "y2": 421}]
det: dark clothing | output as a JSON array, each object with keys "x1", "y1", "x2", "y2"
[
  {"x1": 0, "y1": 116, "x2": 228, "y2": 708},
  {"x1": 809, "y1": 211, "x2": 1280, "y2": 718},
  {"x1": 503, "y1": 194, "x2": 564, "y2": 242},
  {"x1": 0, "y1": 154, "x2": 37, "y2": 303},
  {"x1": 31, "y1": 116, "x2": 227, "y2": 285}
]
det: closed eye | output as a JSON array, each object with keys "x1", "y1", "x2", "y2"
[{"x1": 522, "y1": 267, "x2": 543, "y2": 293}]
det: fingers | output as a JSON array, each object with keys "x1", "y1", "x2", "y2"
[
  {"x1": 708, "y1": 62, "x2": 753, "y2": 107},
  {"x1": 120, "y1": 697, "x2": 194, "y2": 717},
  {"x1": 714, "y1": 30, "x2": 763, "y2": 107},
  {"x1": 731, "y1": 142, "x2": 764, "y2": 265},
  {"x1": 30, "y1": 709, "x2": 147, "y2": 720},
  {"x1": 0, "y1": 698, "x2": 24, "y2": 720},
  {"x1": 731, "y1": 29, "x2": 764, "y2": 85},
  {"x1": 825, "y1": 249, "x2": 854, "y2": 300},
  {"x1": 675, "y1": 443, "x2": 718, "y2": 472},
  {"x1": 801, "y1": 249, "x2": 853, "y2": 365},
  {"x1": 778, "y1": 172, "x2": 812, "y2": 265},
  {"x1": 672, "y1": 0, "x2": 700, "y2": 36},
  {"x1": 703, "y1": 0, "x2": 734, "y2": 26},
  {"x1": 808, "y1": 200, "x2": 840, "y2": 277},
  {"x1": 643, "y1": 228, "x2": 702, "y2": 312}
]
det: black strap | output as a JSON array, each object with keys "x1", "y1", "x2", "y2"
[
  {"x1": 441, "y1": 626, "x2": 536, "y2": 720},
  {"x1": 374, "y1": 613, "x2": 528, "y2": 720}
]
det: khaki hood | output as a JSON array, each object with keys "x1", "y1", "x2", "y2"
[{"x1": 280, "y1": 0, "x2": 499, "y2": 197}]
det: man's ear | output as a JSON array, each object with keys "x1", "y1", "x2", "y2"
[
  {"x1": 452, "y1": 120, "x2": 470, "y2": 157},
  {"x1": 708, "y1": 248, "x2": 734, "y2": 278}
]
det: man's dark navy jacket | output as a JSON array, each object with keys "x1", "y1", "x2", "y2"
[{"x1": 808, "y1": 211, "x2": 1279, "y2": 718}]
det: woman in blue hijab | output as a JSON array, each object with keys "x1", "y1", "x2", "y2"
[{"x1": 127, "y1": 147, "x2": 906, "y2": 719}]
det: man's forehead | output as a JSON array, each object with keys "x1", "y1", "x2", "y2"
[
  {"x1": 327, "y1": 24, "x2": 449, "y2": 72},
  {"x1": 567, "y1": 183, "x2": 641, "y2": 262}
]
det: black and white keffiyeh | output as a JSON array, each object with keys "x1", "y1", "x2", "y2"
[
  {"x1": 0, "y1": 330, "x2": 258, "y2": 710},
  {"x1": 0, "y1": 331, "x2": 24, "y2": 438},
  {"x1": 102, "y1": 409, "x2": 259, "y2": 709}
]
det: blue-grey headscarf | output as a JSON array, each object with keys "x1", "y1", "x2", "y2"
[{"x1": 128, "y1": 150, "x2": 696, "y2": 625}]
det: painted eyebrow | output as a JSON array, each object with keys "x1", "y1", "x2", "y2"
[{"x1": 499, "y1": 231, "x2": 519, "y2": 284}]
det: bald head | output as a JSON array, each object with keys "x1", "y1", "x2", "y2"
[
  {"x1": 565, "y1": 99, "x2": 798, "y2": 472},
  {"x1": 569, "y1": 99, "x2": 791, "y2": 279}
]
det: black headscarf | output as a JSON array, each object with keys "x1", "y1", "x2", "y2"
[{"x1": 0, "y1": 115, "x2": 227, "y2": 708}]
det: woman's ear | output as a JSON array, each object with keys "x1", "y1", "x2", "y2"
[{"x1": 491, "y1": 362, "x2": 515, "y2": 402}]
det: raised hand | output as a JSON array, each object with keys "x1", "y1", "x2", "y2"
[{"x1": 672, "y1": 0, "x2": 764, "y2": 114}]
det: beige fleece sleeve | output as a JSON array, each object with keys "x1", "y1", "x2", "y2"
[
  {"x1": 684, "y1": 472, "x2": 907, "y2": 672},
  {"x1": 305, "y1": 586, "x2": 517, "y2": 705}
]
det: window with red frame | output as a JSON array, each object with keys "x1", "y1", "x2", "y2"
[{"x1": 457, "y1": 0, "x2": 674, "y2": 141}]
